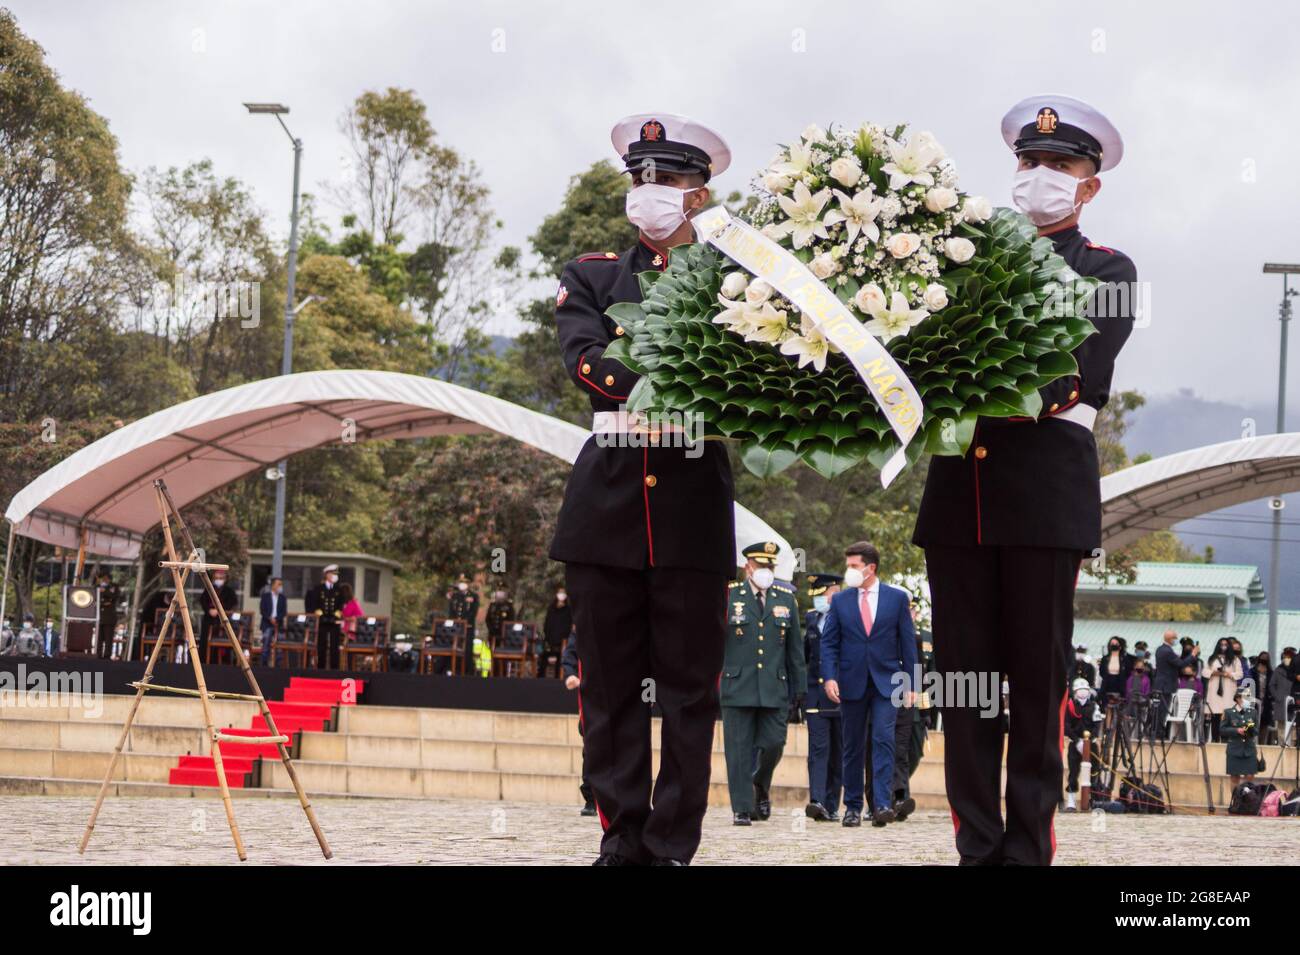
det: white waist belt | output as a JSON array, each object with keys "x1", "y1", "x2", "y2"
[
  {"x1": 591, "y1": 410, "x2": 687, "y2": 435},
  {"x1": 1053, "y1": 403, "x2": 1097, "y2": 431}
]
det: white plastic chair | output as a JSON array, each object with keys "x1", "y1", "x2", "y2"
[{"x1": 1165, "y1": 688, "x2": 1198, "y2": 742}]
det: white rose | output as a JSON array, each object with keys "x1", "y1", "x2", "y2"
[
  {"x1": 720, "y1": 272, "x2": 748, "y2": 299},
  {"x1": 763, "y1": 170, "x2": 792, "y2": 193},
  {"x1": 810, "y1": 252, "x2": 838, "y2": 280},
  {"x1": 922, "y1": 283, "x2": 949, "y2": 310},
  {"x1": 962, "y1": 196, "x2": 993, "y2": 223},
  {"x1": 802, "y1": 124, "x2": 827, "y2": 143},
  {"x1": 924, "y1": 187, "x2": 959, "y2": 213},
  {"x1": 744, "y1": 279, "x2": 774, "y2": 305},
  {"x1": 853, "y1": 283, "x2": 887, "y2": 314},
  {"x1": 944, "y1": 237, "x2": 976, "y2": 263},
  {"x1": 886, "y1": 232, "x2": 922, "y2": 259},
  {"x1": 829, "y1": 156, "x2": 863, "y2": 188}
]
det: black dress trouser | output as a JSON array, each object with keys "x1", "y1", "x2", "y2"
[
  {"x1": 566, "y1": 562, "x2": 727, "y2": 864},
  {"x1": 923, "y1": 544, "x2": 1080, "y2": 866}
]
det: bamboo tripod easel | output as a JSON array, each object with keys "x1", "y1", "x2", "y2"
[{"x1": 78, "y1": 479, "x2": 332, "y2": 861}]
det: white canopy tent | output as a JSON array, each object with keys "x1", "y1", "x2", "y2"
[
  {"x1": 1, "y1": 370, "x2": 796, "y2": 625},
  {"x1": 1100, "y1": 432, "x2": 1300, "y2": 550}
]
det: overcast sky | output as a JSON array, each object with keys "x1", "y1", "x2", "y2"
[{"x1": 12, "y1": 0, "x2": 1300, "y2": 420}]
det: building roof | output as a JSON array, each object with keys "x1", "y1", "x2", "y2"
[
  {"x1": 1077, "y1": 562, "x2": 1265, "y2": 605},
  {"x1": 1073, "y1": 610, "x2": 1300, "y2": 659}
]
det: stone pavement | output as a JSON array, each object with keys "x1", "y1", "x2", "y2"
[{"x1": 0, "y1": 796, "x2": 1294, "y2": 865}]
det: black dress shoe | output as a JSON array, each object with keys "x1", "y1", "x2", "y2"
[
  {"x1": 805, "y1": 801, "x2": 830, "y2": 822},
  {"x1": 871, "y1": 807, "x2": 895, "y2": 828},
  {"x1": 593, "y1": 852, "x2": 634, "y2": 866},
  {"x1": 580, "y1": 800, "x2": 598, "y2": 817},
  {"x1": 893, "y1": 797, "x2": 916, "y2": 822},
  {"x1": 841, "y1": 810, "x2": 861, "y2": 827},
  {"x1": 827, "y1": 810, "x2": 840, "y2": 822},
  {"x1": 651, "y1": 857, "x2": 688, "y2": 866},
  {"x1": 754, "y1": 800, "x2": 772, "y2": 821},
  {"x1": 733, "y1": 812, "x2": 752, "y2": 826}
]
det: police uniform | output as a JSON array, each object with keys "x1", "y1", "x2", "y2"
[
  {"x1": 447, "y1": 574, "x2": 480, "y2": 675},
  {"x1": 913, "y1": 96, "x2": 1137, "y2": 865},
  {"x1": 720, "y1": 543, "x2": 805, "y2": 824},
  {"x1": 801, "y1": 573, "x2": 844, "y2": 821},
  {"x1": 484, "y1": 594, "x2": 514, "y2": 645},
  {"x1": 197, "y1": 577, "x2": 237, "y2": 663},
  {"x1": 551, "y1": 114, "x2": 736, "y2": 865},
  {"x1": 305, "y1": 567, "x2": 344, "y2": 670}
]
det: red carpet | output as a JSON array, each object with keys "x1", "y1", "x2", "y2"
[{"x1": 166, "y1": 677, "x2": 364, "y2": 788}]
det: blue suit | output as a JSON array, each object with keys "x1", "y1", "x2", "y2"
[{"x1": 820, "y1": 582, "x2": 917, "y2": 814}]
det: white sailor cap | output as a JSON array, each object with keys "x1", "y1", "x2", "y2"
[
  {"x1": 611, "y1": 113, "x2": 731, "y2": 182},
  {"x1": 1000, "y1": 94, "x2": 1123, "y2": 172}
]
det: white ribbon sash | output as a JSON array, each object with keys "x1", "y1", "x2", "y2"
[{"x1": 692, "y1": 206, "x2": 923, "y2": 486}]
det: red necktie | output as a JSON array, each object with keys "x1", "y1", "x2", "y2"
[{"x1": 859, "y1": 587, "x2": 873, "y2": 636}]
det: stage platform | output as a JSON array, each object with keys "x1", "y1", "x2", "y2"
[{"x1": 0, "y1": 656, "x2": 577, "y2": 714}]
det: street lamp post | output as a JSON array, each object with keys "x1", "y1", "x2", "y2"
[
  {"x1": 246, "y1": 103, "x2": 302, "y2": 581},
  {"x1": 1262, "y1": 263, "x2": 1298, "y2": 661}
]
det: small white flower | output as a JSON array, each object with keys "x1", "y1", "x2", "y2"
[
  {"x1": 886, "y1": 232, "x2": 923, "y2": 259},
  {"x1": 922, "y1": 283, "x2": 949, "y2": 311},
  {"x1": 720, "y1": 272, "x2": 748, "y2": 299},
  {"x1": 863, "y1": 291, "x2": 929, "y2": 342},
  {"x1": 924, "y1": 187, "x2": 959, "y2": 213},
  {"x1": 853, "y1": 283, "x2": 887, "y2": 314},
  {"x1": 829, "y1": 156, "x2": 863, "y2": 188},
  {"x1": 944, "y1": 237, "x2": 976, "y2": 263}
]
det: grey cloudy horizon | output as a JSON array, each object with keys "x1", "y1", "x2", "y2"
[{"x1": 12, "y1": 0, "x2": 1300, "y2": 423}]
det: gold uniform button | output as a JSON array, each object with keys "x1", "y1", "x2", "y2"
[
  {"x1": 818, "y1": 677, "x2": 825, "y2": 684},
  {"x1": 580, "y1": 363, "x2": 591, "y2": 375},
  {"x1": 758, "y1": 635, "x2": 764, "y2": 641},
  {"x1": 615, "y1": 326, "x2": 625, "y2": 336},
  {"x1": 604, "y1": 374, "x2": 615, "y2": 386},
  {"x1": 1069, "y1": 390, "x2": 1078, "y2": 400},
  {"x1": 757, "y1": 663, "x2": 763, "y2": 670},
  {"x1": 1049, "y1": 403, "x2": 1059, "y2": 413},
  {"x1": 974, "y1": 446, "x2": 988, "y2": 460},
  {"x1": 644, "y1": 474, "x2": 657, "y2": 487}
]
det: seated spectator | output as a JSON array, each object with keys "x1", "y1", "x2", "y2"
[{"x1": 1175, "y1": 661, "x2": 1203, "y2": 696}]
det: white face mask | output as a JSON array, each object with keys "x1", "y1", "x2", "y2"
[
  {"x1": 626, "y1": 183, "x2": 697, "y2": 241},
  {"x1": 843, "y1": 566, "x2": 866, "y2": 590},
  {"x1": 812, "y1": 594, "x2": 829, "y2": 613},
  {"x1": 751, "y1": 567, "x2": 775, "y2": 590},
  {"x1": 457, "y1": 582, "x2": 468, "y2": 592},
  {"x1": 1012, "y1": 165, "x2": 1091, "y2": 227}
]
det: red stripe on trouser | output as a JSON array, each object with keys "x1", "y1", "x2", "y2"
[
  {"x1": 1052, "y1": 690, "x2": 1067, "y2": 861},
  {"x1": 575, "y1": 659, "x2": 610, "y2": 831}
]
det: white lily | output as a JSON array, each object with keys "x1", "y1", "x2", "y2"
[
  {"x1": 863, "y1": 291, "x2": 929, "y2": 342},
  {"x1": 880, "y1": 135, "x2": 943, "y2": 191},
  {"x1": 779, "y1": 314, "x2": 836, "y2": 372},
  {"x1": 822, "y1": 188, "x2": 884, "y2": 246},
  {"x1": 773, "y1": 181, "x2": 832, "y2": 249},
  {"x1": 713, "y1": 294, "x2": 757, "y2": 337},
  {"x1": 771, "y1": 141, "x2": 814, "y2": 180},
  {"x1": 742, "y1": 301, "x2": 792, "y2": 344}
]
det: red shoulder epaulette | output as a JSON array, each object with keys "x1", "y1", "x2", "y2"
[
  {"x1": 577, "y1": 252, "x2": 621, "y2": 263},
  {"x1": 1085, "y1": 242, "x2": 1116, "y2": 255}
]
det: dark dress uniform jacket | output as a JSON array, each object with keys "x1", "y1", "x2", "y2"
[
  {"x1": 305, "y1": 583, "x2": 343, "y2": 625},
  {"x1": 803, "y1": 609, "x2": 840, "y2": 716},
  {"x1": 914, "y1": 226, "x2": 1137, "y2": 552},
  {"x1": 548, "y1": 239, "x2": 735, "y2": 575},
  {"x1": 721, "y1": 580, "x2": 805, "y2": 709}
]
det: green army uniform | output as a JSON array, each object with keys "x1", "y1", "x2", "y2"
[{"x1": 721, "y1": 543, "x2": 806, "y2": 821}]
